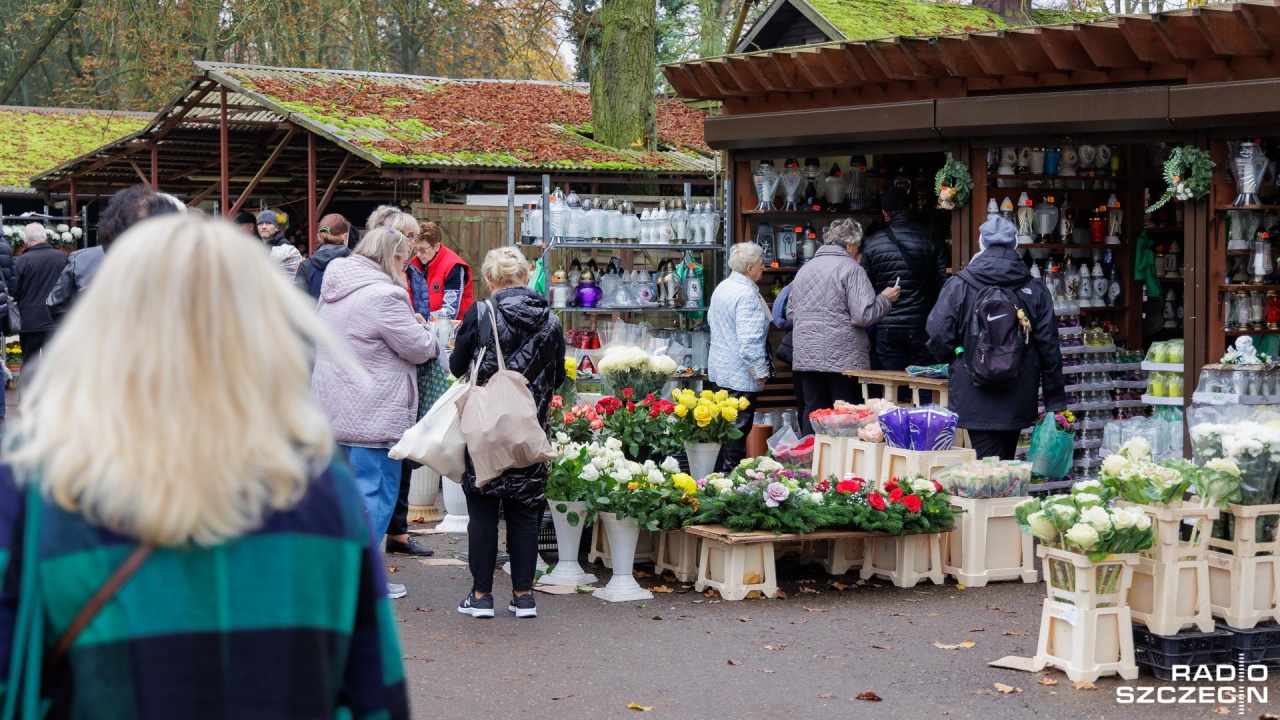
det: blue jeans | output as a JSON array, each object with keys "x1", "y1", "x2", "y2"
[{"x1": 340, "y1": 445, "x2": 402, "y2": 540}]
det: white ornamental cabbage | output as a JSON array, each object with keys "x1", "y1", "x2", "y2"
[
  {"x1": 1119, "y1": 437, "x2": 1151, "y2": 462},
  {"x1": 1065, "y1": 523, "x2": 1100, "y2": 551},
  {"x1": 911, "y1": 478, "x2": 934, "y2": 494},
  {"x1": 1100, "y1": 454, "x2": 1130, "y2": 478},
  {"x1": 1027, "y1": 511, "x2": 1058, "y2": 542},
  {"x1": 1133, "y1": 511, "x2": 1152, "y2": 532},
  {"x1": 756, "y1": 457, "x2": 783, "y2": 473},
  {"x1": 1073, "y1": 492, "x2": 1102, "y2": 508},
  {"x1": 1204, "y1": 458, "x2": 1241, "y2": 476},
  {"x1": 1073, "y1": 479, "x2": 1103, "y2": 494},
  {"x1": 709, "y1": 476, "x2": 733, "y2": 494},
  {"x1": 1081, "y1": 505, "x2": 1112, "y2": 532}
]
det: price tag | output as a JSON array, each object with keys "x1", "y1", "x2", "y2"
[{"x1": 1051, "y1": 602, "x2": 1078, "y2": 628}]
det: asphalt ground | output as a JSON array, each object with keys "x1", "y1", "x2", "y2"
[{"x1": 392, "y1": 521, "x2": 1278, "y2": 720}]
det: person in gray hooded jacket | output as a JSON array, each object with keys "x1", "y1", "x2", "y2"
[
  {"x1": 788, "y1": 218, "x2": 898, "y2": 435},
  {"x1": 926, "y1": 215, "x2": 1066, "y2": 460}
]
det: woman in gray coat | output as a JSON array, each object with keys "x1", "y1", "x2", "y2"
[{"x1": 788, "y1": 219, "x2": 899, "y2": 435}]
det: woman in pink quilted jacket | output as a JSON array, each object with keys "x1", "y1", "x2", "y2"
[{"x1": 311, "y1": 227, "x2": 438, "y2": 598}]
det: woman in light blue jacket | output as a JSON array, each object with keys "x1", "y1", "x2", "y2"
[{"x1": 707, "y1": 242, "x2": 770, "y2": 471}]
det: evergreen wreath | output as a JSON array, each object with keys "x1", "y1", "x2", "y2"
[
  {"x1": 1146, "y1": 145, "x2": 1214, "y2": 212},
  {"x1": 934, "y1": 158, "x2": 972, "y2": 210}
]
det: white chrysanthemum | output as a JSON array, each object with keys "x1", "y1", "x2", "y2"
[
  {"x1": 1082, "y1": 505, "x2": 1112, "y2": 532},
  {"x1": 71, "y1": 227, "x2": 83, "y2": 238},
  {"x1": 56, "y1": 223, "x2": 69, "y2": 233},
  {"x1": 1065, "y1": 523, "x2": 1100, "y2": 551},
  {"x1": 650, "y1": 355, "x2": 678, "y2": 375}
]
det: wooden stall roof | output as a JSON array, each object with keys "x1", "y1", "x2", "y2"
[
  {"x1": 32, "y1": 62, "x2": 716, "y2": 197},
  {"x1": 666, "y1": 0, "x2": 1280, "y2": 115},
  {"x1": 0, "y1": 106, "x2": 151, "y2": 195}
]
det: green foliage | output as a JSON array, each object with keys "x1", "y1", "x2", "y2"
[
  {"x1": 0, "y1": 108, "x2": 147, "y2": 189},
  {"x1": 802, "y1": 0, "x2": 1106, "y2": 42},
  {"x1": 1146, "y1": 145, "x2": 1214, "y2": 212}
]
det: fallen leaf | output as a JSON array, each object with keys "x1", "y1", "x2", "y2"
[
  {"x1": 985, "y1": 604, "x2": 1002, "y2": 611},
  {"x1": 818, "y1": 692, "x2": 833, "y2": 699},
  {"x1": 743, "y1": 570, "x2": 763, "y2": 584},
  {"x1": 970, "y1": 690, "x2": 992, "y2": 696},
  {"x1": 856, "y1": 578, "x2": 867, "y2": 586},
  {"x1": 1001, "y1": 630, "x2": 1029, "y2": 636},
  {"x1": 926, "y1": 612, "x2": 940, "y2": 617},
  {"x1": 1037, "y1": 678, "x2": 1059, "y2": 686},
  {"x1": 934, "y1": 639, "x2": 976, "y2": 650},
  {"x1": 691, "y1": 599, "x2": 704, "y2": 604},
  {"x1": 994, "y1": 683, "x2": 1021, "y2": 694},
  {"x1": 632, "y1": 571, "x2": 651, "y2": 579},
  {"x1": 651, "y1": 585, "x2": 674, "y2": 594},
  {"x1": 738, "y1": 615, "x2": 751, "y2": 622},
  {"x1": 762, "y1": 643, "x2": 788, "y2": 651},
  {"x1": 1072, "y1": 680, "x2": 1096, "y2": 691},
  {"x1": 661, "y1": 573, "x2": 677, "y2": 582},
  {"x1": 745, "y1": 590, "x2": 764, "y2": 599},
  {"x1": 651, "y1": 615, "x2": 663, "y2": 621},
  {"x1": 903, "y1": 598, "x2": 922, "y2": 603},
  {"x1": 803, "y1": 605, "x2": 829, "y2": 613},
  {"x1": 627, "y1": 702, "x2": 652, "y2": 712},
  {"x1": 855, "y1": 691, "x2": 882, "y2": 702},
  {"x1": 799, "y1": 578, "x2": 816, "y2": 583},
  {"x1": 957, "y1": 583, "x2": 967, "y2": 590},
  {"x1": 387, "y1": 566, "x2": 399, "y2": 573},
  {"x1": 969, "y1": 627, "x2": 985, "y2": 632},
  {"x1": 1213, "y1": 708, "x2": 1229, "y2": 715},
  {"x1": 870, "y1": 644, "x2": 893, "y2": 650},
  {"x1": 758, "y1": 668, "x2": 775, "y2": 674},
  {"x1": 551, "y1": 694, "x2": 573, "y2": 701},
  {"x1": 790, "y1": 619, "x2": 808, "y2": 625},
  {"x1": 704, "y1": 589, "x2": 720, "y2": 598},
  {"x1": 890, "y1": 612, "x2": 908, "y2": 617},
  {"x1": 414, "y1": 606, "x2": 433, "y2": 612},
  {"x1": 1260, "y1": 714, "x2": 1279, "y2": 720},
  {"x1": 799, "y1": 586, "x2": 821, "y2": 594},
  {"x1": 829, "y1": 581, "x2": 849, "y2": 591},
  {"x1": 726, "y1": 659, "x2": 740, "y2": 666},
  {"x1": 773, "y1": 588, "x2": 788, "y2": 600}
]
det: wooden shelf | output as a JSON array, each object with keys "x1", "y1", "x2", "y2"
[
  {"x1": 742, "y1": 208, "x2": 874, "y2": 217},
  {"x1": 1215, "y1": 205, "x2": 1280, "y2": 211},
  {"x1": 763, "y1": 266, "x2": 799, "y2": 274},
  {"x1": 1081, "y1": 305, "x2": 1128, "y2": 312},
  {"x1": 1020, "y1": 243, "x2": 1129, "y2": 250},
  {"x1": 1226, "y1": 329, "x2": 1280, "y2": 336},
  {"x1": 989, "y1": 174, "x2": 1127, "y2": 181},
  {"x1": 1227, "y1": 250, "x2": 1252, "y2": 256},
  {"x1": 1144, "y1": 226, "x2": 1184, "y2": 233},
  {"x1": 1220, "y1": 284, "x2": 1280, "y2": 291}
]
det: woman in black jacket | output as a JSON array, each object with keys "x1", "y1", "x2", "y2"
[
  {"x1": 449, "y1": 246, "x2": 565, "y2": 619},
  {"x1": 925, "y1": 216, "x2": 1067, "y2": 460}
]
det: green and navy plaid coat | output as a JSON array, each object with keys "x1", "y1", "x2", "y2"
[{"x1": 0, "y1": 459, "x2": 410, "y2": 719}]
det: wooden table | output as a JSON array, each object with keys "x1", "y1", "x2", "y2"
[
  {"x1": 841, "y1": 369, "x2": 949, "y2": 407},
  {"x1": 684, "y1": 524, "x2": 951, "y2": 599}
]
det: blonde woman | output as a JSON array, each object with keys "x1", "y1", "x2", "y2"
[
  {"x1": 0, "y1": 214, "x2": 409, "y2": 717},
  {"x1": 311, "y1": 227, "x2": 438, "y2": 599},
  {"x1": 448, "y1": 246, "x2": 565, "y2": 619}
]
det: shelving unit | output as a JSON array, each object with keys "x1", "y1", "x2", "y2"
[{"x1": 507, "y1": 174, "x2": 730, "y2": 388}]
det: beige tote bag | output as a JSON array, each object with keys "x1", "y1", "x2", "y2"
[{"x1": 456, "y1": 300, "x2": 554, "y2": 486}]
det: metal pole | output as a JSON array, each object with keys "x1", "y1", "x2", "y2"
[
  {"x1": 219, "y1": 88, "x2": 229, "y2": 216},
  {"x1": 307, "y1": 133, "x2": 318, "y2": 255},
  {"x1": 507, "y1": 176, "x2": 516, "y2": 247}
]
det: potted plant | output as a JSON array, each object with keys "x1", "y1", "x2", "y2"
[
  {"x1": 597, "y1": 346, "x2": 677, "y2": 400},
  {"x1": 598, "y1": 390, "x2": 683, "y2": 463},
  {"x1": 592, "y1": 452, "x2": 677, "y2": 602},
  {"x1": 540, "y1": 442, "x2": 599, "y2": 587},
  {"x1": 671, "y1": 388, "x2": 748, "y2": 480}
]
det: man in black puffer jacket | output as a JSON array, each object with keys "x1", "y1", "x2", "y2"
[
  {"x1": 860, "y1": 187, "x2": 949, "y2": 377},
  {"x1": 449, "y1": 247, "x2": 566, "y2": 619},
  {"x1": 0, "y1": 236, "x2": 15, "y2": 292}
]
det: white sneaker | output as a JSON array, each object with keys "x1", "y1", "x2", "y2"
[{"x1": 387, "y1": 582, "x2": 407, "y2": 599}]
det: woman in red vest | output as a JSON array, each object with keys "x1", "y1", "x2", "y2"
[{"x1": 407, "y1": 221, "x2": 474, "y2": 321}]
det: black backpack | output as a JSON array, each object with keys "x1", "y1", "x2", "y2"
[{"x1": 958, "y1": 269, "x2": 1030, "y2": 388}]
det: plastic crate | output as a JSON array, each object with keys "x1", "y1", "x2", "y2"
[
  {"x1": 1135, "y1": 649, "x2": 1234, "y2": 681},
  {"x1": 1133, "y1": 625, "x2": 1234, "y2": 655},
  {"x1": 1220, "y1": 621, "x2": 1280, "y2": 665}
]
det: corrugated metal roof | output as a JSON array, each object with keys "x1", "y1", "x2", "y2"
[{"x1": 198, "y1": 62, "x2": 715, "y2": 175}]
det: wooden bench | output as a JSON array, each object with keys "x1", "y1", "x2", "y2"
[
  {"x1": 841, "y1": 369, "x2": 949, "y2": 408},
  {"x1": 685, "y1": 524, "x2": 950, "y2": 600}
]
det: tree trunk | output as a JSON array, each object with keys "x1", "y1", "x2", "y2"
[
  {"x1": 0, "y1": 0, "x2": 84, "y2": 105},
  {"x1": 589, "y1": 0, "x2": 657, "y2": 150}
]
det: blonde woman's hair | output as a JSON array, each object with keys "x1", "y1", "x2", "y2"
[
  {"x1": 366, "y1": 204, "x2": 400, "y2": 231},
  {"x1": 3, "y1": 214, "x2": 345, "y2": 547},
  {"x1": 728, "y1": 242, "x2": 763, "y2": 274},
  {"x1": 354, "y1": 227, "x2": 410, "y2": 287},
  {"x1": 482, "y1": 246, "x2": 529, "y2": 289},
  {"x1": 386, "y1": 211, "x2": 420, "y2": 239}
]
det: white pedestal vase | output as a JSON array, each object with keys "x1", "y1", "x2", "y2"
[
  {"x1": 685, "y1": 442, "x2": 721, "y2": 480},
  {"x1": 593, "y1": 513, "x2": 654, "y2": 602},
  {"x1": 540, "y1": 500, "x2": 597, "y2": 586},
  {"x1": 407, "y1": 466, "x2": 443, "y2": 524},
  {"x1": 436, "y1": 478, "x2": 470, "y2": 533}
]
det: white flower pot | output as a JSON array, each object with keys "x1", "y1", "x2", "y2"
[
  {"x1": 685, "y1": 442, "x2": 721, "y2": 480},
  {"x1": 407, "y1": 465, "x2": 442, "y2": 523},
  {"x1": 436, "y1": 477, "x2": 470, "y2": 533},
  {"x1": 593, "y1": 512, "x2": 654, "y2": 602},
  {"x1": 540, "y1": 500, "x2": 597, "y2": 587}
]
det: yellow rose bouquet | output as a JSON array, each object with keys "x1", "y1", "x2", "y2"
[{"x1": 670, "y1": 388, "x2": 748, "y2": 444}]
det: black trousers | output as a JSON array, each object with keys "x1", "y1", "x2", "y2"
[
  {"x1": 386, "y1": 462, "x2": 414, "y2": 538},
  {"x1": 465, "y1": 493, "x2": 541, "y2": 594},
  {"x1": 797, "y1": 371, "x2": 863, "y2": 436},
  {"x1": 19, "y1": 331, "x2": 49, "y2": 365},
  {"x1": 713, "y1": 389, "x2": 758, "y2": 473},
  {"x1": 967, "y1": 429, "x2": 1021, "y2": 461}
]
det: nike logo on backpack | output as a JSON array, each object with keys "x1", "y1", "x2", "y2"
[{"x1": 986, "y1": 313, "x2": 1008, "y2": 322}]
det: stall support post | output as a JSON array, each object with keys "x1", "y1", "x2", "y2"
[
  {"x1": 507, "y1": 176, "x2": 516, "y2": 247},
  {"x1": 219, "y1": 88, "x2": 229, "y2": 216},
  {"x1": 307, "y1": 133, "x2": 318, "y2": 255}
]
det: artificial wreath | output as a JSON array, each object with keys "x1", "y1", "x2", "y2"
[
  {"x1": 1146, "y1": 145, "x2": 1215, "y2": 212},
  {"x1": 934, "y1": 157, "x2": 972, "y2": 210}
]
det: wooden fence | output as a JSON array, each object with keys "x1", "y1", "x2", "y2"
[{"x1": 411, "y1": 202, "x2": 510, "y2": 303}]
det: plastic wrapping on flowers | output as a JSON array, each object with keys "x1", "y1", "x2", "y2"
[
  {"x1": 1189, "y1": 404, "x2": 1280, "y2": 542},
  {"x1": 935, "y1": 457, "x2": 1032, "y2": 499},
  {"x1": 597, "y1": 345, "x2": 678, "y2": 400}
]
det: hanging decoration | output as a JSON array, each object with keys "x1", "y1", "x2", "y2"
[
  {"x1": 1146, "y1": 145, "x2": 1214, "y2": 212},
  {"x1": 934, "y1": 158, "x2": 972, "y2": 210}
]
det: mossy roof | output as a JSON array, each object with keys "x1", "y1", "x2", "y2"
[
  {"x1": 797, "y1": 0, "x2": 1102, "y2": 41},
  {"x1": 0, "y1": 107, "x2": 151, "y2": 191},
  {"x1": 204, "y1": 64, "x2": 713, "y2": 174}
]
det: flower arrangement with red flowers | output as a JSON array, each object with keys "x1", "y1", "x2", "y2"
[
  {"x1": 599, "y1": 390, "x2": 684, "y2": 461},
  {"x1": 822, "y1": 474, "x2": 957, "y2": 535}
]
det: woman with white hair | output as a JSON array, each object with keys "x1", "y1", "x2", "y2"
[
  {"x1": 311, "y1": 226, "x2": 438, "y2": 599},
  {"x1": 0, "y1": 214, "x2": 409, "y2": 717},
  {"x1": 788, "y1": 219, "x2": 899, "y2": 435},
  {"x1": 706, "y1": 242, "x2": 771, "y2": 472},
  {"x1": 448, "y1": 246, "x2": 565, "y2": 620}
]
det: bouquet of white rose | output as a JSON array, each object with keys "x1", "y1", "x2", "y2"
[{"x1": 1189, "y1": 404, "x2": 1280, "y2": 542}]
